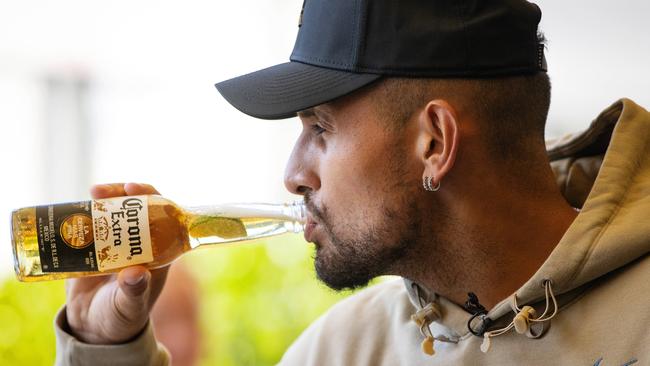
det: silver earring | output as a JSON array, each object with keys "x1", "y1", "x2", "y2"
[
  {"x1": 423, "y1": 176, "x2": 432, "y2": 191},
  {"x1": 423, "y1": 176, "x2": 441, "y2": 192},
  {"x1": 432, "y1": 180, "x2": 441, "y2": 191}
]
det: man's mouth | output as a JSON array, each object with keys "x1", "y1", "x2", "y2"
[
  {"x1": 304, "y1": 216, "x2": 318, "y2": 243},
  {"x1": 303, "y1": 193, "x2": 324, "y2": 244}
]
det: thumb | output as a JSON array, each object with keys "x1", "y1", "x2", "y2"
[{"x1": 114, "y1": 266, "x2": 152, "y2": 323}]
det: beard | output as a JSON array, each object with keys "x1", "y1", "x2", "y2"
[{"x1": 305, "y1": 192, "x2": 421, "y2": 291}]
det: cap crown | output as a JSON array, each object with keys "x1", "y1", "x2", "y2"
[{"x1": 291, "y1": 0, "x2": 545, "y2": 76}]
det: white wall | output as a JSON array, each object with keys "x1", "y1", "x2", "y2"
[{"x1": 537, "y1": 0, "x2": 650, "y2": 136}]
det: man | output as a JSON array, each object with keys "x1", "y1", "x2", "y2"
[{"x1": 55, "y1": 0, "x2": 650, "y2": 365}]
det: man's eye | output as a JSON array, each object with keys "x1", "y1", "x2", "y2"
[{"x1": 311, "y1": 123, "x2": 326, "y2": 135}]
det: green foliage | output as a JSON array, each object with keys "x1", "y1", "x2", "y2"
[
  {"x1": 0, "y1": 278, "x2": 65, "y2": 365},
  {"x1": 188, "y1": 234, "x2": 352, "y2": 366},
  {"x1": 0, "y1": 234, "x2": 356, "y2": 365}
]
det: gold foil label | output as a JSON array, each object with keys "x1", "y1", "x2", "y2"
[
  {"x1": 91, "y1": 195, "x2": 153, "y2": 271},
  {"x1": 60, "y1": 214, "x2": 94, "y2": 249}
]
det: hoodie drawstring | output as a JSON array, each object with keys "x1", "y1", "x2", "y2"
[
  {"x1": 480, "y1": 279, "x2": 558, "y2": 353},
  {"x1": 411, "y1": 302, "x2": 442, "y2": 355},
  {"x1": 410, "y1": 284, "x2": 456, "y2": 356}
]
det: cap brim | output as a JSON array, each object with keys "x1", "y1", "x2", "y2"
[{"x1": 215, "y1": 62, "x2": 382, "y2": 120}]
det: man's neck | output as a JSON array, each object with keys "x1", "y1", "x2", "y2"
[{"x1": 400, "y1": 189, "x2": 578, "y2": 311}]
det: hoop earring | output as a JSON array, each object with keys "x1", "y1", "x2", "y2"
[
  {"x1": 432, "y1": 180, "x2": 441, "y2": 192},
  {"x1": 423, "y1": 176, "x2": 441, "y2": 192}
]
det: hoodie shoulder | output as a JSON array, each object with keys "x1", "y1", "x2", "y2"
[{"x1": 279, "y1": 278, "x2": 424, "y2": 366}]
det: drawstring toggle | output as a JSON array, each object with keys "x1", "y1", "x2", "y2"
[
  {"x1": 411, "y1": 302, "x2": 442, "y2": 327},
  {"x1": 480, "y1": 279, "x2": 557, "y2": 354},
  {"x1": 421, "y1": 336, "x2": 435, "y2": 355},
  {"x1": 513, "y1": 305, "x2": 536, "y2": 334},
  {"x1": 480, "y1": 334, "x2": 492, "y2": 353},
  {"x1": 410, "y1": 301, "x2": 443, "y2": 356}
]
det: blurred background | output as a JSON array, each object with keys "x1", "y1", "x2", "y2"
[{"x1": 0, "y1": 0, "x2": 648, "y2": 364}]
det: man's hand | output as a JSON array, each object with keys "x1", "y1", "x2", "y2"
[{"x1": 65, "y1": 183, "x2": 170, "y2": 344}]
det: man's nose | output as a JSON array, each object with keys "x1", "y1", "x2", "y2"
[{"x1": 284, "y1": 142, "x2": 320, "y2": 195}]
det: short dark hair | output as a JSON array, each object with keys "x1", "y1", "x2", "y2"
[{"x1": 372, "y1": 72, "x2": 552, "y2": 161}]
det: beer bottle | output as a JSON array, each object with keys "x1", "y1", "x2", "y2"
[{"x1": 11, "y1": 195, "x2": 305, "y2": 281}]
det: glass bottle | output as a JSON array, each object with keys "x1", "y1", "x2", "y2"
[{"x1": 11, "y1": 195, "x2": 305, "y2": 282}]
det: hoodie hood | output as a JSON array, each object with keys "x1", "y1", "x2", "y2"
[
  {"x1": 511, "y1": 98, "x2": 650, "y2": 309},
  {"x1": 405, "y1": 98, "x2": 650, "y2": 344}
]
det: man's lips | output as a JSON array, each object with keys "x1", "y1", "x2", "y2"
[{"x1": 304, "y1": 217, "x2": 318, "y2": 243}]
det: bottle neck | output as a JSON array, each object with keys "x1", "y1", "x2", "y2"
[
  {"x1": 183, "y1": 201, "x2": 305, "y2": 249},
  {"x1": 186, "y1": 202, "x2": 305, "y2": 223}
]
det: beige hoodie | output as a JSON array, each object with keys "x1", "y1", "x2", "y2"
[{"x1": 56, "y1": 99, "x2": 650, "y2": 366}]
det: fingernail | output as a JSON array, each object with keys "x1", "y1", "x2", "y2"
[{"x1": 125, "y1": 273, "x2": 146, "y2": 286}]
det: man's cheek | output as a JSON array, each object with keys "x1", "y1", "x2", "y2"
[
  {"x1": 330, "y1": 159, "x2": 378, "y2": 191},
  {"x1": 321, "y1": 180, "x2": 366, "y2": 210}
]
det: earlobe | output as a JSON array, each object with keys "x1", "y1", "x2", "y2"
[{"x1": 417, "y1": 100, "x2": 460, "y2": 188}]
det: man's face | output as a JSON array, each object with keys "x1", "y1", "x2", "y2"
[{"x1": 284, "y1": 88, "x2": 425, "y2": 290}]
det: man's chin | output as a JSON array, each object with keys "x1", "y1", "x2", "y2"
[{"x1": 313, "y1": 254, "x2": 374, "y2": 291}]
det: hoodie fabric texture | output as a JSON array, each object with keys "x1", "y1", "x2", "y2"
[{"x1": 55, "y1": 99, "x2": 650, "y2": 366}]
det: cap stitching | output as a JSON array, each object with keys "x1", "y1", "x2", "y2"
[
  {"x1": 292, "y1": 55, "x2": 544, "y2": 76},
  {"x1": 291, "y1": 54, "x2": 355, "y2": 68},
  {"x1": 352, "y1": 0, "x2": 366, "y2": 65},
  {"x1": 251, "y1": 76, "x2": 355, "y2": 99},
  {"x1": 455, "y1": 1, "x2": 470, "y2": 71},
  {"x1": 289, "y1": 59, "x2": 544, "y2": 76},
  {"x1": 537, "y1": 44, "x2": 547, "y2": 71},
  {"x1": 262, "y1": 71, "x2": 353, "y2": 90},
  {"x1": 348, "y1": 0, "x2": 358, "y2": 66},
  {"x1": 370, "y1": 66, "x2": 540, "y2": 76},
  {"x1": 241, "y1": 75, "x2": 365, "y2": 104}
]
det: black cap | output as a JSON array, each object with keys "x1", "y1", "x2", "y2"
[{"x1": 216, "y1": 0, "x2": 547, "y2": 120}]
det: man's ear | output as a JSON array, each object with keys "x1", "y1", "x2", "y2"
[{"x1": 416, "y1": 100, "x2": 460, "y2": 187}]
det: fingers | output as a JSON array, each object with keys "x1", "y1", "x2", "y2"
[
  {"x1": 90, "y1": 183, "x2": 127, "y2": 199},
  {"x1": 118, "y1": 266, "x2": 150, "y2": 296},
  {"x1": 66, "y1": 273, "x2": 115, "y2": 297},
  {"x1": 90, "y1": 182, "x2": 160, "y2": 199},
  {"x1": 114, "y1": 266, "x2": 152, "y2": 322},
  {"x1": 124, "y1": 183, "x2": 160, "y2": 196}
]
